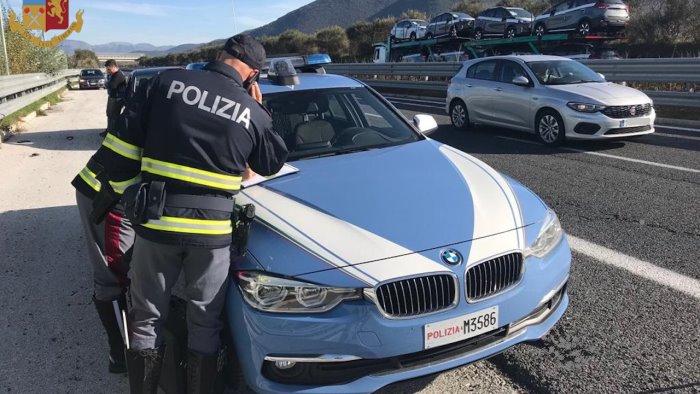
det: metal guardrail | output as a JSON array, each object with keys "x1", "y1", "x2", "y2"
[
  {"x1": 324, "y1": 59, "x2": 700, "y2": 107},
  {"x1": 0, "y1": 69, "x2": 80, "y2": 119}
]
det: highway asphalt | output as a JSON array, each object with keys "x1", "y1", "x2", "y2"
[{"x1": 0, "y1": 89, "x2": 698, "y2": 393}]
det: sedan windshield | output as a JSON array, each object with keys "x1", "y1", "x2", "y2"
[
  {"x1": 81, "y1": 69, "x2": 103, "y2": 77},
  {"x1": 263, "y1": 87, "x2": 420, "y2": 160},
  {"x1": 526, "y1": 60, "x2": 605, "y2": 85}
]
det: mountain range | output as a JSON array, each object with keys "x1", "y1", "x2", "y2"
[
  {"x1": 246, "y1": 0, "x2": 500, "y2": 37},
  {"x1": 58, "y1": 40, "x2": 202, "y2": 56}
]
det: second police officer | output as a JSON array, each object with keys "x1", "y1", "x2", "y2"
[{"x1": 105, "y1": 34, "x2": 288, "y2": 393}]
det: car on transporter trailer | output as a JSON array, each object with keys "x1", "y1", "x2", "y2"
[{"x1": 163, "y1": 54, "x2": 572, "y2": 394}]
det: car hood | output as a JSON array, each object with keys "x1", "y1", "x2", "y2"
[
  {"x1": 237, "y1": 140, "x2": 547, "y2": 283},
  {"x1": 547, "y1": 82, "x2": 651, "y2": 105}
]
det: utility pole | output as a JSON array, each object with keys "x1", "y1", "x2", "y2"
[{"x1": 0, "y1": 2, "x2": 10, "y2": 75}]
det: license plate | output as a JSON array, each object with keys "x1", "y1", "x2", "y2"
[
  {"x1": 424, "y1": 306, "x2": 499, "y2": 349},
  {"x1": 619, "y1": 119, "x2": 626, "y2": 128}
]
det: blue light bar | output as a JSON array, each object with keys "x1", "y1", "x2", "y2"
[{"x1": 305, "y1": 54, "x2": 332, "y2": 65}]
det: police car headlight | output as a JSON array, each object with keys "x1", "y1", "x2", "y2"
[
  {"x1": 525, "y1": 209, "x2": 563, "y2": 258},
  {"x1": 237, "y1": 272, "x2": 362, "y2": 313}
]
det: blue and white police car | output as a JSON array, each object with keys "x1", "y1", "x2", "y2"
[{"x1": 220, "y1": 55, "x2": 571, "y2": 393}]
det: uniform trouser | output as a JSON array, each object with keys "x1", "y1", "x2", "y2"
[
  {"x1": 76, "y1": 190, "x2": 134, "y2": 301},
  {"x1": 106, "y1": 97, "x2": 124, "y2": 131},
  {"x1": 128, "y1": 236, "x2": 230, "y2": 355}
]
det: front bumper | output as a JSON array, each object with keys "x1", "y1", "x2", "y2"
[
  {"x1": 79, "y1": 80, "x2": 105, "y2": 88},
  {"x1": 226, "y1": 239, "x2": 571, "y2": 394},
  {"x1": 563, "y1": 107, "x2": 655, "y2": 140}
]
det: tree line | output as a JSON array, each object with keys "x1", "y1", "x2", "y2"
[{"x1": 131, "y1": 0, "x2": 698, "y2": 67}]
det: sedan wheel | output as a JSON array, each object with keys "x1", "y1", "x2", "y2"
[
  {"x1": 410, "y1": 32, "x2": 417, "y2": 41},
  {"x1": 577, "y1": 20, "x2": 591, "y2": 36},
  {"x1": 506, "y1": 27, "x2": 516, "y2": 38},
  {"x1": 536, "y1": 111, "x2": 565, "y2": 146},
  {"x1": 450, "y1": 100, "x2": 469, "y2": 130},
  {"x1": 474, "y1": 30, "x2": 483, "y2": 40},
  {"x1": 535, "y1": 24, "x2": 545, "y2": 38}
]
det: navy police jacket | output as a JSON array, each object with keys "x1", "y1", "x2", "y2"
[{"x1": 85, "y1": 61, "x2": 288, "y2": 248}]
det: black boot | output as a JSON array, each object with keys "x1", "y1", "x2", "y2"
[
  {"x1": 125, "y1": 347, "x2": 164, "y2": 394},
  {"x1": 93, "y1": 295, "x2": 127, "y2": 373},
  {"x1": 187, "y1": 350, "x2": 220, "y2": 394}
]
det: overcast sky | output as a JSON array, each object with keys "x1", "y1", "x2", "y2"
[{"x1": 4, "y1": 0, "x2": 315, "y2": 46}]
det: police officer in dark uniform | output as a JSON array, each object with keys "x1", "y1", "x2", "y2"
[
  {"x1": 117, "y1": 35, "x2": 288, "y2": 393},
  {"x1": 105, "y1": 59, "x2": 127, "y2": 134},
  {"x1": 71, "y1": 98, "x2": 144, "y2": 372}
]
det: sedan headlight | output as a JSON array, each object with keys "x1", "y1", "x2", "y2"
[
  {"x1": 237, "y1": 272, "x2": 362, "y2": 313},
  {"x1": 567, "y1": 102, "x2": 606, "y2": 113},
  {"x1": 79, "y1": 78, "x2": 85, "y2": 82},
  {"x1": 525, "y1": 210, "x2": 563, "y2": 258}
]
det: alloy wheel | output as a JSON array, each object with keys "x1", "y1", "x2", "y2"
[
  {"x1": 506, "y1": 27, "x2": 516, "y2": 38},
  {"x1": 539, "y1": 115, "x2": 560, "y2": 143},
  {"x1": 578, "y1": 21, "x2": 590, "y2": 36},
  {"x1": 535, "y1": 25, "x2": 545, "y2": 38},
  {"x1": 451, "y1": 103, "x2": 467, "y2": 129}
]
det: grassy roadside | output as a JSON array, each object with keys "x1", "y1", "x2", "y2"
[{"x1": 0, "y1": 86, "x2": 68, "y2": 132}]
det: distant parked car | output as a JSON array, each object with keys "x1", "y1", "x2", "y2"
[
  {"x1": 78, "y1": 69, "x2": 105, "y2": 89},
  {"x1": 390, "y1": 19, "x2": 427, "y2": 42},
  {"x1": 474, "y1": 7, "x2": 534, "y2": 39},
  {"x1": 533, "y1": 0, "x2": 629, "y2": 38},
  {"x1": 447, "y1": 55, "x2": 655, "y2": 145},
  {"x1": 425, "y1": 12, "x2": 475, "y2": 39}
]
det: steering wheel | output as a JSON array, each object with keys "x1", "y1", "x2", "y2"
[{"x1": 332, "y1": 127, "x2": 391, "y2": 147}]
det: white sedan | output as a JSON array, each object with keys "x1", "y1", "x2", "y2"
[{"x1": 447, "y1": 55, "x2": 655, "y2": 145}]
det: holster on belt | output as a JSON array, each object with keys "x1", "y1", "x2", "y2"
[
  {"x1": 231, "y1": 204, "x2": 255, "y2": 258},
  {"x1": 122, "y1": 181, "x2": 166, "y2": 225},
  {"x1": 89, "y1": 159, "x2": 119, "y2": 224}
]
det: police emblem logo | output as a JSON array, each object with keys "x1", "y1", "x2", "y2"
[
  {"x1": 9, "y1": 0, "x2": 84, "y2": 48},
  {"x1": 440, "y1": 249, "x2": 463, "y2": 266}
]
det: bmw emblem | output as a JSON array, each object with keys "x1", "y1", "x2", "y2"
[{"x1": 440, "y1": 249, "x2": 463, "y2": 266}]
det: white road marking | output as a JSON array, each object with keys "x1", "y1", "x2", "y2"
[
  {"x1": 569, "y1": 236, "x2": 700, "y2": 300},
  {"x1": 495, "y1": 136, "x2": 700, "y2": 174},
  {"x1": 653, "y1": 132, "x2": 700, "y2": 142},
  {"x1": 389, "y1": 100, "x2": 445, "y2": 109},
  {"x1": 656, "y1": 125, "x2": 700, "y2": 133}
]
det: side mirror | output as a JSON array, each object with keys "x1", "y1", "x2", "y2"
[
  {"x1": 512, "y1": 76, "x2": 530, "y2": 86},
  {"x1": 598, "y1": 73, "x2": 606, "y2": 80},
  {"x1": 413, "y1": 114, "x2": 438, "y2": 134}
]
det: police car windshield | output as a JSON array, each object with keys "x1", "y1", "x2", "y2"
[{"x1": 264, "y1": 87, "x2": 420, "y2": 160}]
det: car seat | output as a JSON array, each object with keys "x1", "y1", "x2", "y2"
[{"x1": 294, "y1": 101, "x2": 335, "y2": 150}]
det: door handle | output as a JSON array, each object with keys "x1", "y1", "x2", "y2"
[
  {"x1": 466, "y1": 84, "x2": 473, "y2": 88},
  {"x1": 493, "y1": 87, "x2": 503, "y2": 91}
]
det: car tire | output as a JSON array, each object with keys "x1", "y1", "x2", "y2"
[
  {"x1": 449, "y1": 26, "x2": 457, "y2": 37},
  {"x1": 410, "y1": 32, "x2": 417, "y2": 41},
  {"x1": 577, "y1": 19, "x2": 591, "y2": 37},
  {"x1": 505, "y1": 26, "x2": 516, "y2": 39},
  {"x1": 474, "y1": 29, "x2": 483, "y2": 40},
  {"x1": 450, "y1": 100, "x2": 470, "y2": 131},
  {"x1": 536, "y1": 109, "x2": 565, "y2": 146},
  {"x1": 534, "y1": 23, "x2": 546, "y2": 38},
  {"x1": 390, "y1": 35, "x2": 396, "y2": 43},
  {"x1": 426, "y1": 32, "x2": 433, "y2": 40}
]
